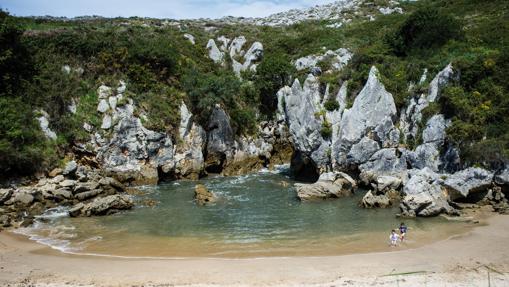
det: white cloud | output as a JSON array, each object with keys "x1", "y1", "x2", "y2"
[{"x1": 0, "y1": 0, "x2": 337, "y2": 19}]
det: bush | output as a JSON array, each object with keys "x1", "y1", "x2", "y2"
[
  {"x1": 0, "y1": 97, "x2": 57, "y2": 175},
  {"x1": 0, "y1": 10, "x2": 34, "y2": 97},
  {"x1": 320, "y1": 121, "x2": 332, "y2": 139},
  {"x1": 388, "y1": 6, "x2": 463, "y2": 56},
  {"x1": 324, "y1": 99, "x2": 340, "y2": 111}
]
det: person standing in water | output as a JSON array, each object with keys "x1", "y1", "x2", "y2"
[
  {"x1": 389, "y1": 229, "x2": 400, "y2": 247},
  {"x1": 399, "y1": 222, "x2": 408, "y2": 242}
]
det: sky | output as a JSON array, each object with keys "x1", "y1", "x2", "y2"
[{"x1": 0, "y1": 0, "x2": 336, "y2": 19}]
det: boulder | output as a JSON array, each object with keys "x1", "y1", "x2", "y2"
[
  {"x1": 48, "y1": 168, "x2": 63, "y2": 178},
  {"x1": 361, "y1": 190, "x2": 392, "y2": 208},
  {"x1": 194, "y1": 184, "x2": 217, "y2": 205},
  {"x1": 295, "y1": 172, "x2": 356, "y2": 201},
  {"x1": 52, "y1": 188, "x2": 73, "y2": 200},
  {"x1": 62, "y1": 160, "x2": 78, "y2": 176},
  {"x1": 0, "y1": 189, "x2": 13, "y2": 204},
  {"x1": 5, "y1": 191, "x2": 34, "y2": 206},
  {"x1": 97, "y1": 99, "x2": 110, "y2": 113},
  {"x1": 59, "y1": 179, "x2": 76, "y2": 188},
  {"x1": 74, "y1": 181, "x2": 101, "y2": 194},
  {"x1": 50, "y1": 175, "x2": 65, "y2": 184},
  {"x1": 97, "y1": 85, "x2": 112, "y2": 99},
  {"x1": 75, "y1": 189, "x2": 103, "y2": 201},
  {"x1": 69, "y1": 194, "x2": 133, "y2": 217},
  {"x1": 444, "y1": 167, "x2": 494, "y2": 200},
  {"x1": 374, "y1": 175, "x2": 402, "y2": 193},
  {"x1": 400, "y1": 168, "x2": 456, "y2": 217}
]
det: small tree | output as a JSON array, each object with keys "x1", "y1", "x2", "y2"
[{"x1": 255, "y1": 54, "x2": 295, "y2": 117}]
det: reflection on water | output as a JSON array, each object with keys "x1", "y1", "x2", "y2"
[{"x1": 16, "y1": 166, "x2": 473, "y2": 258}]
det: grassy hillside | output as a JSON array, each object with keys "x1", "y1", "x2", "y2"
[{"x1": 0, "y1": 0, "x2": 508, "y2": 176}]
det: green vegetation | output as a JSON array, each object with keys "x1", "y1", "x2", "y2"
[
  {"x1": 1, "y1": 0, "x2": 508, "y2": 175},
  {"x1": 324, "y1": 99, "x2": 340, "y2": 111}
]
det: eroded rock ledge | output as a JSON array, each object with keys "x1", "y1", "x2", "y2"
[{"x1": 0, "y1": 161, "x2": 133, "y2": 228}]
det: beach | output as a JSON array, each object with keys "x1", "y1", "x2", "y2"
[{"x1": 1, "y1": 211, "x2": 508, "y2": 286}]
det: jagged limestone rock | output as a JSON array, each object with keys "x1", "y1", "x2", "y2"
[
  {"x1": 183, "y1": 33, "x2": 195, "y2": 45},
  {"x1": 333, "y1": 66, "x2": 397, "y2": 169},
  {"x1": 400, "y1": 168, "x2": 456, "y2": 217},
  {"x1": 444, "y1": 167, "x2": 494, "y2": 200},
  {"x1": 206, "y1": 39, "x2": 224, "y2": 64},
  {"x1": 359, "y1": 148, "x2": 407, "y2": 186}
]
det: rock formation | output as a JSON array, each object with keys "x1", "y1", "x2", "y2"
[{"x1": 295, "y1": 172, "x2": 356, "y2": 201}]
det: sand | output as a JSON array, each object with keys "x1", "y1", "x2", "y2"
[{"x1": 0, "y1": 212, "x2": 508, "y2": 286}]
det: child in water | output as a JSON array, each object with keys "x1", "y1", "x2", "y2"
[
  {"x1": 389, "y1": 229, "x2": 400, "y2": 247},
  {"x1": 399, "y1": 222, "x2": 408, "y2": 242}
]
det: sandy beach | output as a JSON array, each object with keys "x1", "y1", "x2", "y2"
[{"x1": 0, "y1": 211, "x2": 508, "y2": 286}]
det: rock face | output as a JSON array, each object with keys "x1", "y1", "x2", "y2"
[
  {"x1": 333, "y1": 66, "x2": 397, "y2": 170},
  {"x1": 205, "y1": 106, "x2": 235, "y2": 173},
  {"x1": 399, "y1": 64, "x2": 456, "y2": 143},
  {"x1": 400, "y1": 168, "x2": 456, "y2": 217},
  {"x1": 444, "y1": 167, "x2": 494, "y2": 200},
  {"x1": 174, "y1": 103, "x2": 206, "y2": 180},
  {"x1": 194, "y1": 184, "x2": 216, "y2": 205},
  {"x1": 295, "y1": 172, "x2": 356, "y2": 201}
]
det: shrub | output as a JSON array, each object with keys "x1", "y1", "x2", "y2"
[
  {"x1": 324, "y1": 99, "x2": 340, "y2": 111},
  {"x1": 388, "y1": 6, "x2": 463, "y2": 56},
  {"x1": 320, "y1": 120, "x2": 332, "y2": 138}
]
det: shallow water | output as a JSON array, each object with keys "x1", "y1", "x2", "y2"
[{"x1": 17, "y1": 166, "x2": 473, "y2": 258}]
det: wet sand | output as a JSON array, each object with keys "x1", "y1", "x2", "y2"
[{"x1": 1, "y1": 211, "x2": 508, "y2": 286}]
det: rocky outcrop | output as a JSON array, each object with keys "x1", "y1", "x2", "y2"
[
  {"x1": 194, "y1": 184, "x2": 216, "y2": 205},
  {"x1": 405, "y1": 114, "x2": 450, "y2": 172},
  {"x1": 0, "y1": 163, "x2": 131, "y2": 227},
  {"x1": 69, "y1": 194, "x2": 133, "y2": 217},
  {"x1": 295, "y1": 172, "x2": 356, "y2": 201},
  {"x1": 205, "y1": 106, "x2": 235, "y2": 173},
  {"x1": 444, "y1": 167, "x2": 494, "y2": 200},
  {"x1": 359, "y1": 148, "x2": 407, "y2": 186},
  {"x1": 206, "y1": 36, "x2": 263, "y2": 77},
  {"x1": 400, "y1": 168, "x2": 456, "y2": 217},
  {"x1": 361, "y1": 190, "x2": 392, "y2": 208},
  {"x1": 399, "y1": 64, "x2": 456, "y2": 143},
  {"x1": 294, "y1": 48, "x2": 352, "y2": 73},
  {"x1": 36, "y1": 110, "x2": 57, "y2": 140},
  {"x1": 333, "y1": 66, "x2": 397, "y2": 170}
]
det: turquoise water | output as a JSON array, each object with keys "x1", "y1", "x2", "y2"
[{"x1": 18, "y1": 166, "x2": 471, "y2": 258}]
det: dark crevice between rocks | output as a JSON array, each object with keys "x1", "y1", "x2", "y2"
[
  {"x1": 205, "y1": 153, "x2": 226, "y2": 174},
  {"x1": 157, "y1": 167, "x2": 176, "y2": 184},
  {"x1": 453, "y1": 190, "x2": 489, "y2": 204},
  {"x1": 290, "y1": 151, "x2": 319, "y2": 182}
]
